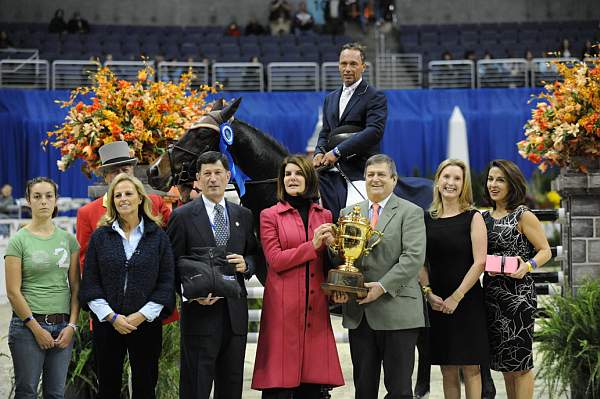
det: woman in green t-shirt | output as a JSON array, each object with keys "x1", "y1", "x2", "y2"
[{"x1": 4, "y1": 177, "x2": 80, "y2": 398}]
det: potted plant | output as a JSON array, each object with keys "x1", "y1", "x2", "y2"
[
  {"x1": 535, "y1": 279, "x2": 600, "y2": 398},
  {"x1": 517, "y1": 56, "x2": 600, "y2": 173},
  {"x1": 44, "y1": 63, "x2": 220, "y2": 177}
]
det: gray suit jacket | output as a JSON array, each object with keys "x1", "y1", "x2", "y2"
[{"x1": 340, "y1": 194, "x2": 426, "y2": 330}]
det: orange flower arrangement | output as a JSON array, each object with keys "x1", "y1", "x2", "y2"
[
  {"x1": 45, "y1": 64, "x2": 220, "y2": 177},
  {"x1": 517, "y1": 56, "x2": 600, "y2": 172}
]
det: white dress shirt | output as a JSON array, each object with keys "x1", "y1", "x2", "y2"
[
  {"x1": 339, "y1": 77, "x2": 362, "y2": 119},
  {"x1": 202, "y1": 195, "x2": 229, "y2": 240}
]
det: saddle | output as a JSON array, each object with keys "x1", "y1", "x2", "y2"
[{"x1": 326, "y1": 124, "x2": 363, "y2": 152}]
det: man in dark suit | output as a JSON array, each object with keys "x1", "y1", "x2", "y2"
[
  {"x1": 333, "y1": 154, "x2": 426, "y2": 399},
  {"x1": 166, "y1": 151, "x2": 257, "y2": 399},
  {"x1": 313, "y1": 42, "x2": 387, "y2": 221}
]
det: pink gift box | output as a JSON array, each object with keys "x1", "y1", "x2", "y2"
[{"x1": 485, "y1": 255, "x2": 519, "y2": 274}]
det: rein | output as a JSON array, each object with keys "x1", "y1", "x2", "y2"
[
  {"x1": 168, "y1": 117, "x2": 278, "y2": 188},
  {"x1": 166, "y1": 143, "x2": 209, "y2": 186}
]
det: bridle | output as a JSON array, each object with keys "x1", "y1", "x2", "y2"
[
  {"x1": 166, "y1": 142, "x2": 209, "y2": 187},
  {"x1": 166, "y1": 114, "x2": 278, "y2": 189}
]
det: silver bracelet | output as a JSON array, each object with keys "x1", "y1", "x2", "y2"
[{"x1": 67, "y1": 322, "x2": 77, "y2": 331}]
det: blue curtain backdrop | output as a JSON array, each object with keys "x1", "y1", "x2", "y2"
[{"x1": 0, "y1": 88, "x2": 541, "y2": 198}]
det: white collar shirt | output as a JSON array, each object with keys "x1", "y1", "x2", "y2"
[
  {"x1": 339, "y1": 77, "x2": 362, "y2": 119},
  {"x1": 368, "y1": 192, "x2": 392, "y2": 220},
  {"x1": 202, "y1": 195, "x2": 229, "y2": 235}
]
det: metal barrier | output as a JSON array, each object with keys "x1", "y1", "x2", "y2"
[
  {"x1": 3, "y1": 55, "x2": 598, "y2": 90},
  {"x1": 428, "y1": 60, "x2": 475, "y2": 89},
  {"x1": 477, "y1": 59, "x2": 529, "y2": 88},
  {"x1": 533, "y1": 248, "x2": 563, "y2": 299},
  {"x1": 104, "y1": 60, "x2": 155, "y2": 82},
  {"x1": 321, "y1": 61, "x2": 373, "y2": 91},
  {"x1": 0, "y1": 48, "x2": 39, "y2": 61},
  {"x1": 530, "y1": 57, "x2": 578, "y2": 87},
  {"x1": 0, "y1": 59, "x2": 49, "y2": 89},
  {"x1": 157, "y1": 61, "x2": 209, "y2": 87},
  {"x1": 375, "y1": 53, "x2": 422, "y2": 89},
  {"x1": 212, "y1": 62, "x2": 264, "y2": 91},
  {"x1": 52, "y1": 60, "x2": 97, "y2": 89},
  {"x1": 267, "y1": 62, "x2": 319, "y2": 91},
  {"x1": 531, "y1": 208, "x2": 566, "y2": 222},
  {"x1": 530, "y1": 208, "x2": 567, "y2": 317}
]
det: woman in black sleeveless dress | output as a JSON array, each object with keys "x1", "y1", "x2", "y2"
[
  {"x1": 420, "y1": 159, "x2": 489, "y2": 399},
  {"x1": 482, "y1": 160, "x2": 552, "y2": 399}
]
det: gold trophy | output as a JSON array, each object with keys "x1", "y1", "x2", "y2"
[{"x1": 321, "y1": 205, "x2": 383, "y2": 298}]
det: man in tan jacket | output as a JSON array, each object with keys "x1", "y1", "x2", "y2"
[{"x1": 333, "y1": 153, "x2": 426, "y2": 399}]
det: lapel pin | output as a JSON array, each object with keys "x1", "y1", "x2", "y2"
[{"x1": 235, "y1": 221, "x2": 240, "y2": 227}]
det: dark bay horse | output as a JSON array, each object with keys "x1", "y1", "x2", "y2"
[{"x1": 147, "y1": 98, "x2": 433, "y2": 284}]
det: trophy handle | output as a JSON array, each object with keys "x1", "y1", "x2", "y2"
[
  {"x1": 363, "y1": 229, "x2": 383, "y2": 256},
  {"x1": 328, "y1": 224, "x2": 341, "y2": 253}
]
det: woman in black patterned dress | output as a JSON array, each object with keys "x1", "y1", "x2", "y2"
[
  {"x1": 419, "y1": 159, "x2": 489, "y2": 399},
  {"x1": 482, "y1": 160, "x2": 551, "y2": 399}
]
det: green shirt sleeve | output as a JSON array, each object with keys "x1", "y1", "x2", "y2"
[
  {"x1": 4, "y1": 232, "x2": 24, "y2": 259},
  {"x1": 67, "y1": 232, "x2": 80, "y2": 253}
]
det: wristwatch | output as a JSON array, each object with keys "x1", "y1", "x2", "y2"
[{"x1": 332, "y1": 147, "x2": 341, "y2": 158}]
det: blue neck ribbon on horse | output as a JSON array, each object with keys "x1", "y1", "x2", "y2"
[{"x1": 220, "y1": 122, "x2": 250, "y2": 197}]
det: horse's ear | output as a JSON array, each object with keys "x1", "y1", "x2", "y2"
[
  {"x1": 220, "y1": 97, "x2": 242, "y2": 122},
  {"x1": 211, "y1": 98, "x2": 225, "y2": 111}
]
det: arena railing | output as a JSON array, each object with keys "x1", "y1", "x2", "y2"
[
  {"x1": 0, "y1": 58, "x2": 49, "y2": 89},
  {"x1": 212, "y1": 62, "x2": 264, "y2": 92},
  {"x1": 322, "y1": 61, "x2": 373, "y2": 92},
  {"x1": 428, "y1": 60, "x2": 475, "y2": 89},
  {"x1": 157, "y1": 61, "x2": 209, "y2": 88},
  {"x1": 267, "y1": 62, "x2": 319, "y2": 91},
  {"x1": 476, "y1": 59, "x2": 529, "y2": 88},
  {"x1": 2, "y1": 56, "x2": 597, "y2": 90},
  {"x1": 375, "y1": 53, "x2": 422, "y2": 89},
  {"x1": 52, "y1": 60, "x2": 97, "y2": 89},
  {"x1": 529, "y1": 208, "x2": 567, "y2": 317},
  {"x1": 530, "y1": 57, "x2": 579, "y2": 88},
  {"x1": 0, "y1": 48, "x2": 39, "y2": 61}
]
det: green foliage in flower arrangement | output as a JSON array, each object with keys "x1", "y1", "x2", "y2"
[{"x1": 535, "y1": 279, "x2": 600, "y2": 399}]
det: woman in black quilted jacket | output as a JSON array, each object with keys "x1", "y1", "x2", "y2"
[{"x1": 79, "y1": 173, "x2": 175, "y2": 399}]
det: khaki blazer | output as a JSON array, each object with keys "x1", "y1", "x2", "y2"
[{"x1": 340, "y1": 194, "x2": 426, "y2": 330}]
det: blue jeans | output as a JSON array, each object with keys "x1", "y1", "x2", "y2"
[{"x1": 8, "y1": 317, "x2": 73, "y2": 399}]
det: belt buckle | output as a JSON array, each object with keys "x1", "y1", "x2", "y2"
[{"x1": 44, "y1": 314, "x2": 54, "y2": 325}]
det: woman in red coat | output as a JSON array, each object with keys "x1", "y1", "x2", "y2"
[{"x1": 252, "y1": 155, "x2": 344, "y2": 398}]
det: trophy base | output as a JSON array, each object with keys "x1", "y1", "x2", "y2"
[{"x1": 321, "y1": 269, "x2": 368, "y2": 298}]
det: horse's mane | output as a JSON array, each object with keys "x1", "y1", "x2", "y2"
[{"x1": 234, "y1": 119, "x2": 289, "y2": 159}]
